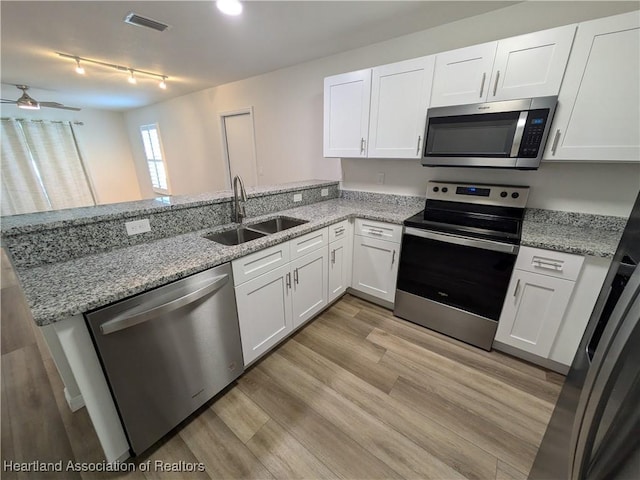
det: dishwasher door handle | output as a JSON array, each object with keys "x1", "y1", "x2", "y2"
[{"x1": 100, "y1": 274, "x2": 229, "y2": 335}]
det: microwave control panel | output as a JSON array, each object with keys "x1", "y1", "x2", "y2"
[{"x1": 518, "y1": 109, "x2": 551, "y2": 158}]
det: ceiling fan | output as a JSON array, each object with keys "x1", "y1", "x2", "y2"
[{"x1": 1, "y1": 85, "x2": 81, "y2": 111}]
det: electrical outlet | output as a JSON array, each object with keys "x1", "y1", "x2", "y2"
[
  {"x1": 321, "y1": 188, "x2": 329, "y2": 197},
  {"x1": 376, "y1": 173, "x2": 385, "y2": 185},
  {"x1": 125, "y1": 219, "x2": 151, "y2": 236},
  {"x1": 293, "y1": 193, "x2": 302, "y2": 202}
]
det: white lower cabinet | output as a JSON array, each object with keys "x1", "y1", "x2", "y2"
[
  {"x1": 235, "y1": 264, "x2": 292, "y2": 366},
  {"x1": 291, "y1": 248, "x2": 328, "y2": 329},
  {"x1": 352, "y1": 220, "x2": 401, "y2": 304},
  {"x1": 328, "y1": 236, "x2": 350, "y2": 303},
  {"x1": 495, "y1": 269, "x2": 576, "y2": 357},
  {"x1": 233, "y1": 226, "x2": 332, "y2": 366}
]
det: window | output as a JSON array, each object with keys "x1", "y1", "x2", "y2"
[
  {"x1": 1, "y1": 118, "x2": 96, "y2": 216},
  {"x1": 139, "y1": 124, "x2": 170, "y2": 194}
]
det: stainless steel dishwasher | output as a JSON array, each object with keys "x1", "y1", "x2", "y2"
[{"x1": 85, "y1": 263, "x2": 243, "y2": 455}]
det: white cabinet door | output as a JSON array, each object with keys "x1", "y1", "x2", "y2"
[
  {"x1": 291, "y1": 248, "x2": 328, "y2": 329},
  {"x1": 430, "y1": 42, "x2": 498, "y2": 107},
  {"x1": 367, "y1": 56, "x2": 435, "y2": 158},
  {"x1": 352, "y1": 235, "x2": 400, "y2": 303},
  {"x1": 323, "y1": 69, "x2": 371, "y2": 158},
  {"x1": 495, "y1": 269, "x2": 576, "y2": 358},
  {"x1": 328, "y1": 237, "x2": 350, "y2": 303},
  {"x1": 235, "y1": 264, "x2": 292, "y2": 366},
  {"x1": 544, "y1": 12, "x2": 640, "y2": 162},
  {"x1": 490, "y1": 24, "x2": 576, "y2": 101}
]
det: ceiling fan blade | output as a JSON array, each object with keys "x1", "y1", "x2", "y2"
[
  {"x1": 1, "y1": 99, "x2": 19, "y2": 104},
  {"x1": 39, "y1": 102, "x2": 81, "y2": 111}
]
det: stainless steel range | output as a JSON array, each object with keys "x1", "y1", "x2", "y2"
[{"x1": 394, "y1": 181, "x2": 529, "y2": 350}]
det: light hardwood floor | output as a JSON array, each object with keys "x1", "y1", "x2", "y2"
[{"x1": 1, "y1": 250, "x2": 564, "y2": 479}]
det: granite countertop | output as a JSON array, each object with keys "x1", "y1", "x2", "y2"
[
  {"x1": 17, "y1": 198, "x2": 423, "y2": 326},
  {"x1": 14, "y1": 197, "x2": 626, "y2": 326},
  {"x1": 521, "y1": 209, "x2": 626, "y2": 259}
]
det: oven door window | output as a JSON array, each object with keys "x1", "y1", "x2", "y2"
[
  {"x1": 397, "y1": 233, "x2": 516, "y2": 320},
  {"x1": 425, "y1": 111, "x2": 520, "y2": 157}
]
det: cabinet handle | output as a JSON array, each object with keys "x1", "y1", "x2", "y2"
[
  {"x1": 294, "y1": 268, "x2": 299, "y2": 285},
  {"x1": 286, "y1": 272, "x2": 291, "y2": 289},
  {"x1": 416, "y1": 135, "x2": 422, "y2": 156},
  {"x1": 331, "y1": 249, "x2": 335, "y2": 265},
  {"x1": 493, "y1": 70, "x2": 500, "y2": 96},
  {"x1": 551, "y1": 129, "x2": 561, "y2": 155},
  {"x1": 360, "y1": 138, "x2": 366, "y2": 154},
  {"x1": 479, "y1": 72, "x2": 486, "y2": 98},
  {"x1": 533, "y1": 259, "x2": 563, "y2": 271},
  {"x1": 392, "y1": 250, "x2": 396, "y2": 266},
  {"x1": 335, "y1": 227, "x2": 345, "y2": 235},
  {"x1": 368, "y1": 228, "x2": 383, "y2": 236},
  {"x1": 513, "y1": 278, "x2": 521, "y2": 299}
]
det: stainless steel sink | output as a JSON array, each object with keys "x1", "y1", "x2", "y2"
[
  {"x1": 247, "y1": 216, "x2": 308, "y2": 234},
  {"x1": 204, "y1": 227, "x2": 266, "y2": 246}
]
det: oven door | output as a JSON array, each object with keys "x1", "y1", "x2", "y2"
[{"x1": 396, "y1": 227, "x2": 518, "y2": 321}]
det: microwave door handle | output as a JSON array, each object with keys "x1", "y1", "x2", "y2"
[
  {"x1": 510, "y1": 112, "x2": 529, "y2": 157},
  {"x1": 100, "y1": 274, "x2": 229, "y2": 335}
]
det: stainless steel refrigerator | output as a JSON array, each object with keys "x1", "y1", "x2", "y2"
[{"x1": 529, "y1": 192, "x2": 640, "y2": 479}]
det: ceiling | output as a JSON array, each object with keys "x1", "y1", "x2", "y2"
[{"x1": 1, "y1": 1, "x2": 514, "y2": 112}]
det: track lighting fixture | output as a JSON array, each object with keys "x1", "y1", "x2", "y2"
[
  {"x1": 57, "y1": 52, "x2": 168, "y2": 90},
  {"x1": 75, "y1": 58, "x2": 85, "y2": 75}
]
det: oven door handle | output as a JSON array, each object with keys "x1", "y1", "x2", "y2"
[{"x1": 404, "y1": 227, "x2": 519, "y2": 254}]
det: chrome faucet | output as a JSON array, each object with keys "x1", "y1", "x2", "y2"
[{"x1": 232, "y1": 175, "x2": 248, "y2": 223}]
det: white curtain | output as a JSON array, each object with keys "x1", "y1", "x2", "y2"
[{"x1": 1, "y1": 118, "x2": 95, "y2": 216}]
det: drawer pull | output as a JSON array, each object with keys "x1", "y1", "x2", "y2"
[
  {"x1": 334, "y1": 227, "x2": 345, "y2": 235},
  {"x1": 367, "y1": 228, "x2": 384, "y2": 236},
  {"x1": 533, "y1": 259, "x2": 563, "y2": 271}
]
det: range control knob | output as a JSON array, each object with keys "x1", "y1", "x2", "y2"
[
  {"x1": 442, "y1": 187, "x2": 448, "y2": 193},
  {"x1": 500, "y1": 191, "x2": 508, "y2": 198},
  {"x1": 512, "y1": 192, "x2": 520, "y2": 199},
  {"x1": 433, "y1": 186, "x2": 439, "y2": 192}
]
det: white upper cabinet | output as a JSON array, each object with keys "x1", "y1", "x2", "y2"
[
  {"x1": 430, "y1": 25, "x2": 576, "y2": 107},
  {"x1": 544, "y1": 12, "x2": 640, "y2": 162},
  {"x1": 367, "y1": 56, "x2": 435, "y2": 158},
  {"x1": 430, "y1": 42, "x2": 498, "y2": 107},
  {"x1": 489, "y1": 24, "x2": 576, "y2": 101},
  {"x1": 323, "y1": 69, "x2": 371, "y2": 158}
]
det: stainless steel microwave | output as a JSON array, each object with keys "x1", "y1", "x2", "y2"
[{"x1": 422, "y1": 96, "x2": 557, "y2": 169}]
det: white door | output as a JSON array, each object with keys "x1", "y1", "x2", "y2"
[
  {"x1": 291, "y1": 249, "x2": 328, "y2": 329},
  {"x1": 328, "y1": 237, "x2": 349, "y2": 303},
  {"x1": 352, "y1": 235, "x2": 400, "y2": 303},
  {"x1": 367, "y1": 56, "x2": 435, "y2": 158},
  {"x1": 430, "y1": 42, "x2": 498, "y2": 107},
  {"x1": 221, "y1": 109, "x2": 259, "y2": 188},
  {"x1": 323, "y1": 69, "x2": 372, "y2": 158},
  {"x1": 495, "y1": 270, "x2": 575, "y2": 358},
  {"x1": 544, "y1": 12, "x2": 640, "y2": 162},
  {"x1": 235, "y1": 264, "x2": 292, "y2": 366},
  {"x1": 490, "y1": 24, "x2": 576, "y2": 101}
]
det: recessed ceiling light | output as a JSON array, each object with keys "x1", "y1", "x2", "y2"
[{"x1": 216, "y1": 0, "x2": 242, "y2": 16}]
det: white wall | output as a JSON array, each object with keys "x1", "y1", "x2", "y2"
[
  {"x1": 123, "y1": 1, "x2": 639, "y2": 215},
  {"x1": 0, "y1": 89, "x2": 142, "y2": 205}
]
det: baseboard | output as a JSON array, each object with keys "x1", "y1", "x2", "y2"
[
  {"x1": 492, "y1": 341, "x2": 570, "y2": 375},
  {"x1": 346, "y1": 288, "x2": 394, "y2": 310},
  {"x1": 64, "y1": 387, "x2": 85, "y2": 412}
]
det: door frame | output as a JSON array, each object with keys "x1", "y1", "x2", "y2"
[{"x1": 218, "y1": 107, "x2": 259, "y2": 189}]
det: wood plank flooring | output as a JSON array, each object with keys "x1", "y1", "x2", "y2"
[{"x1": 1, "y1": 249, "x2": 563, "y2": 479}]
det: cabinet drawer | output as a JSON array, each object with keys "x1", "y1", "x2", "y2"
[
  {"x1": 329, "y1": 220, "x2": 350, "y2": 242},
  {"x1": 355, "y1": 218, "x2": 402, "y2": 243},
  {"x1": 290, "y1": 227, "x2": 329, "y2": 260},
  {"x1": 232, "y1": 242, "x2": 290, "y2": 286},
  {"x1": 515, "y1": 246, "x2": 584, "y2": 281}
]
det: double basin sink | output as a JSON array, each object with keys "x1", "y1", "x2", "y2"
[{"x1": 205, "y1": 216, "x2": 308, "y2": 246}]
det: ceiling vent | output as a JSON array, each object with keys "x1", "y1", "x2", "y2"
[{"x1": 124, "y1": 12, "x2": 170, "y2": 32}]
